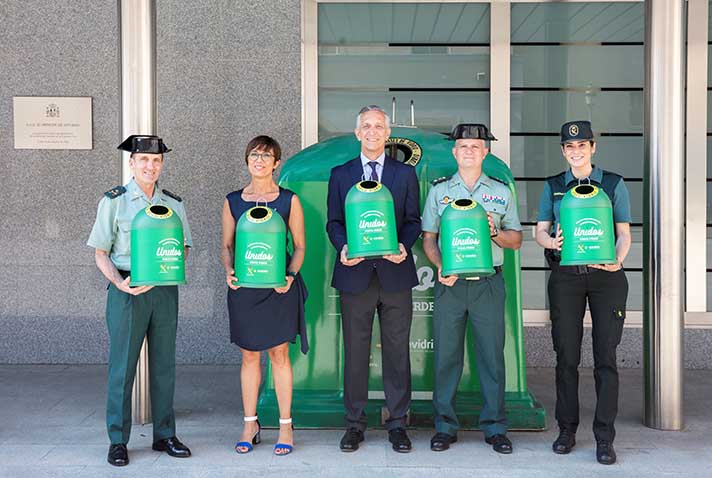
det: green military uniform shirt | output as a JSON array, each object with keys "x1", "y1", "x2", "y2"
[
  {"x1": 87, "y1": 178, "x2": 193, "y2": 271},
  {"x1": 422, "y1": 171, "x2": 521, "y2": 266}
]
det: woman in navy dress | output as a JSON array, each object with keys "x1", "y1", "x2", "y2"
[{"x1": 221, "y1": 135, "x2": 308, "y2": 456}]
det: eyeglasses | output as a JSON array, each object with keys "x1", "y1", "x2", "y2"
[{"x1": 248, "y1": 152, "x2": 275, "y2": 162}]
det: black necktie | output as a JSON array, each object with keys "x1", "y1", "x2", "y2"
[{"x1": 367, "y1": 161, "x2": 379, "y2": 182}]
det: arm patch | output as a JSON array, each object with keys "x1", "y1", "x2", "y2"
[
  {"x1": 103, "y1": 186, "x2": 126, "y2": 199},
  {"x1": 162, "y1": 189, "x2": 182, "y2": 202}
]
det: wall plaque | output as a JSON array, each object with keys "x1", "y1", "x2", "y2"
[{"x1": 13, "y1": 96, "x2": 92, "y2": 149}]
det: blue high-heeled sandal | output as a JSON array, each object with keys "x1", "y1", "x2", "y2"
[
  {"x1": 273, "y1": 418, "x2": 294, "y2": 456},
  {"x1": 235, "y1": 415, "x2": 261, "y2": 454}
]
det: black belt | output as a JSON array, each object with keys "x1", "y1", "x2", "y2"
[
  {"x1": 117, "y1": 269, "x2": 130, "y2": 279},
  {"x1": 545, "y1": 249, "x2": 591, "y2": 275},
  {"x1": 464, "y1": 265, "x2": 502, "y2": 281},
  {"x1": 550, "y1": 263, "x2": 590, "y2": 275}
]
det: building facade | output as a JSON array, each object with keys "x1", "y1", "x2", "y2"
[{"x1": 0, "y1": 0, "x2": 709, "y2": 368}]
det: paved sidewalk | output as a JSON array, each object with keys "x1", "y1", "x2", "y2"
[{"x1": 0, "y1": 365, "x2": 710, "y2": 478}]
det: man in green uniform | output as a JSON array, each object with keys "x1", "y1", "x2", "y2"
[
  {"x1": 87, "y1": 135, "x2": 193, "y2": 466},
  {"x1": 422, "y1": 124, "x2": 522, "y2": 454}
]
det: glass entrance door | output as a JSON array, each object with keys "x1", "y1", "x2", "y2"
[{"x1": 314, "y1": 1, "x2": 645, "y2": 315}]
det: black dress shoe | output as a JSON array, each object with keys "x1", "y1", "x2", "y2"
[
  {"x1": 485, "y1": 434, "x2": 513, "y2": 454},
  {"x1": 107, "y1": 443, "x2": 129, "y2": 467},
  {"x1": 552, "y1": 429, "x2": 576, "y2": 454},
  {"x1": 340, "y1": 428, "x2": 364, "y2": 452},
  {"x1": 152, "y1": 437, "x2": 192, "y2": 458},
  {"x1": 388, "y1": 428, "x2": 412, "y2": 453},
  {"x1": 596, "y1": 441, "x2": 616, "y2": 465},
  {"x1": 430, "y1": 432, "x2": 457, "y2": 452}
]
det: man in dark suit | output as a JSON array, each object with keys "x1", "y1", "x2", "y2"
[{"x1": 326, "y1": 105, "x2": 421, "y2": 453}]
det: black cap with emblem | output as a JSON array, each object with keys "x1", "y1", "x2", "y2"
[
  {"x1": 560, "y1": 120, "x2": 594, "y2": 144},
  {"x1": 447, "y1": 123, "x2": 497, "y2": 141},
  {"x1": 117, "y1": 135, "x2": 172, "y2": 154}
]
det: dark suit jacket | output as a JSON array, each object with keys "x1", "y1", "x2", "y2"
[{"x1": 326, "y1": 156, "x2": 421, "y2": 294}]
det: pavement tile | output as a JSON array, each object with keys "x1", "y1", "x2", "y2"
[
  {"x1": 154, "y1": 440, "x2": 269, "y2": 467},
  {"x1": 1, "y1": 366, "x2": 710, "y2": 477},
  {"x1": 0, "y1": 466, "x2": 87, "y2": 478},
  {"x1": 280, "y1": 443, "x2": 388, "y2": 468},
  {"x1": 40, "y1": 445, "x2": 160, "y2": 467},
  {"x1": 74, "y1": 466, "x2": 214, "y2": 478},
  {"x1": 0, "y1": 445, "x2": 54, "y2": 466},
  {"x1": 1, "y1": 425, "x2": 107, "y2": 445}
]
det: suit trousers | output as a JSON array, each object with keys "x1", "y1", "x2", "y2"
[
  {"x1": 548, "y1": 267, "x2": 628, "y2": 443},
  {"x1": 105, "y1": 283, "x2": 178, "y2": 445},
  {"x1": 432, "y1": 272, "x2": 508, "y2": 437},
  {"x1": 339, "y1": 273, "x2": 413, "y2": 431}
]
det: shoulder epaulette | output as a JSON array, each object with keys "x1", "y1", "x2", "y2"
[
  {"x1": 162, "y1": 189, "x2": 182, "y2": 202},
  {"x1": 546, "y1": 171, "x2": 567, "y2": 182},
  {"x1": 490, "y1": 176, "x2": 508, "y2": 186},
  {"x1": 104, "y1": 186, "x2": 126, "y2": 199},
  {"x1": 430, "y1": 176, "x2": 451, "y2": 186},
  {"x1": 601, "y1": 170, "x2": 623, "y2": 181}
]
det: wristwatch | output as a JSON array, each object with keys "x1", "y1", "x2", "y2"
[
  {"x1": 287, "y1": 270, "x2": 298, "y2": 278},
  {"x1": 490, "y1": 226, "x2": 499, "y2": 238}
]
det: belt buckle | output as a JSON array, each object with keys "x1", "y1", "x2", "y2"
[
  {"x1": 466, "y1": 276, "x2": 481, "y2": 281},
  {"x1": 576, "y1": 265, "x2": 588, "y2": 275}
]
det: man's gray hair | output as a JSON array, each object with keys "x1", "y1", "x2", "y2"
[{"x1": 356, "y1": 105, "x2": 391, "y2": 129}]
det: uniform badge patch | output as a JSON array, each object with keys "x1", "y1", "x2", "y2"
[
  {"x1": 440, "y1": 195, "x2": 452, "y2": 205},
  {"x1": 481, "y1": 194, "x2": 505, "y2": 206}
]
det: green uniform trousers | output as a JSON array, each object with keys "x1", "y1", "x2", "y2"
[
  {"x1": 432, "y1": 272, "x2": 508, "y2": 437},
  {"x1": 106, "y1": 283, "x2": 178, "y2": 444}
]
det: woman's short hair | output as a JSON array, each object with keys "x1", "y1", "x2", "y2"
[{"x1": 244, "y1": 135, "x2": 282, "y2": 164}]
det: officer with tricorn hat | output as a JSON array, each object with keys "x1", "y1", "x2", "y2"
[
  {"x1": 88, "y1": 134, "x2": 193, "y2": 466},
  {"x1": 422, "y1": 123, "x2": 522, "y2": 454}
]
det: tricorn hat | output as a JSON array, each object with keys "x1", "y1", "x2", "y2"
[
  {"x1": 117, "y1": 135, "x2": 171, "y2": 154},
  {"x1": 447, "y1": 123, "x2": 497, "y2": 141}
]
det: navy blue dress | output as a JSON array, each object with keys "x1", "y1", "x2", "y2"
[{"x1": 226, "y1": 187, "x2": 308, "y2": 354}]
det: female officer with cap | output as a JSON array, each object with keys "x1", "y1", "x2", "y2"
[
  {"x1": 88, "y1": 135, "x2": 193, "y2": 466},
  {"x1": 534, "y1": 121, "x2": 631, "y2": 465}
]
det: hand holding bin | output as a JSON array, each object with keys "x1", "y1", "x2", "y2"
[{"x1": 344, "y1": 180, "x2": 399, "y2": 259}]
